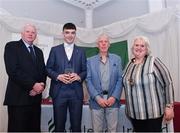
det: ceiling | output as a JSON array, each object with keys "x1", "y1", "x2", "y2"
[
  {"x1": 0, "y1": 0, "x2": 179, "y2": 28},
  {"x1": 62, "y1": 0, "x2": 112, "y2": 10}
]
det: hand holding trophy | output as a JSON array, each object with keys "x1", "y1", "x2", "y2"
[
  {"x1": 64, "y1": 68, "x2": 74, "y2": 83},
  {"x1": 65, "y1": 68, "x2": 81, "y2": 83},
  {"x1": 56, "y1": 67, "x2": 73, "y2": 84}
]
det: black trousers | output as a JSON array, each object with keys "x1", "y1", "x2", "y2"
[
  {"x1": 130, "y1": 116, "x2": 163, "y2": 132},
  {"x1": 7, "y1": 105, "x2": 41, "y2": 132}
]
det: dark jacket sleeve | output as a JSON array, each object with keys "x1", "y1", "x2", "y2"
[{"x1": 4, "y1": 42, "x2": 36, "y2": 90}]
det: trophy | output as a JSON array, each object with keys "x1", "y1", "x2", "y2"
[
  {"x1": 64, "y1": 67, "x2": 74, "y2": 84},
  {"x1": 64, "y1": 67, "x2": 74, "y2": 74}
]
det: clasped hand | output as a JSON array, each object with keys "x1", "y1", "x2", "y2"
[
  {"x1": 57, "y1": 72, "x2": 81, "y2": 84},
  {"x1": 97, "y1": 97, "x2": 116, "y2": 108},
  {"x1": 29, "y1": 82, "x2": 45, "y2": 96}
]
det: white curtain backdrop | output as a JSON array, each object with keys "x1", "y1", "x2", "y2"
[{"x1": 0, "y1": 5, "x2": 180, "y2": 131}]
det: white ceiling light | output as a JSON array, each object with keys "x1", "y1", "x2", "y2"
[{"x1": 63, "y1": 0, "x2": 112, "y2": 10}]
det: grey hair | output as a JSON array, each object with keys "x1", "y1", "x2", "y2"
[
  {"x1": 22, "y1": 23, "x2": 37, "y2": 33},
  {"x1": 96, "y1": 33, "x2": 110, "y2": 44},
  {"x1": 131, "y1": 36, "x2": 151, "y2": 56}
]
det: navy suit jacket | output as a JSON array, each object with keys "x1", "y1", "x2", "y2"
[
  {"x1": 86, "y1": 53, "x2": 123, "y2": 109},
  {"x1": 46, "y1": 44, "x2": 87, "y2": 101},
  {"x1": 4, "y1": 39, "x2": 47, "y2": 106}
]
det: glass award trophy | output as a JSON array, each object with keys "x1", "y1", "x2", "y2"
[{"x1": 64, "y1": 67, "x2": 74, "y2": 74}]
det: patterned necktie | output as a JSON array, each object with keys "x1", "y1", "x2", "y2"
[{"x1": 29, "y1": 46, "x2": 36, "y2": 62}]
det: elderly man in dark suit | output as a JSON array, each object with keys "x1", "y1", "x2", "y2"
[
  {"x1": 3, "y1": 24, "x2": 47, "y2": 132},
  {"x1": 46, "y1": 23, "x2": 87, "y2": 132}
]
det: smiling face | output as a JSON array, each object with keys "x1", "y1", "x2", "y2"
[
  {"x1": 63, "y1": 29, "x2": 76, "y2": 44},
  {"x1": 132, "y1": 38, "x2": 148, "y2": 60}
]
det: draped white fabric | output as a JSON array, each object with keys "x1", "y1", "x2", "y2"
[{"x1": 0, "y1": 5, "x2": 180, "y2": 131}]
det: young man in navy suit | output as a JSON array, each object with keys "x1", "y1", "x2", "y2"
[
  {"x1": 4, "y1": 24, "x2": 47, "y2": 132},
  {"x1": 46, "y1": 23, "x2": 87, "y2": 132}
]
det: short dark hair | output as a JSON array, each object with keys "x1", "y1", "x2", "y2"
[{"x1": 63, "y1": 23, "x2": 76, "y2": 31}]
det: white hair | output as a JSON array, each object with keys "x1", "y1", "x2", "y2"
[
  {"x1": 96, "y1": 33, "x2": 110, "y2": 44},
  {"x1": 131, "y1": 35, "x2": 151, "y2": 58}
]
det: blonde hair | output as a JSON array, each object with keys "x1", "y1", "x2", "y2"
[{"x1": 131, "y1": 36, "x2": 151, "y2": 57}]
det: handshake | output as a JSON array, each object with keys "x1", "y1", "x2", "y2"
[
  {"x1": 57, "y1": 72, "x2": 81, "y2": 84},
  {"x1": 29, "y1": 82, "x2": 45, "y2": 96}
]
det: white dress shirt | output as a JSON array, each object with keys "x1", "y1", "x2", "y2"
[{"x1": 64, "y1": 43, "x2": 74, "y2": 60}]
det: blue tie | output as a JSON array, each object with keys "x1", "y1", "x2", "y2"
[{"x1": 29, "y1": 46, "x2": 36, "y2": 62}]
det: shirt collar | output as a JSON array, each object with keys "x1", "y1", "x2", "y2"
[
  {"x1": 64, "y1": 42, "x2": 74, "y2": 49},
  {"x1": 22, "y1": 39, "x2": 34, "y2": 48},
  {"x1": 98, "y1": 53, "x2": 109, "y2": 60}
]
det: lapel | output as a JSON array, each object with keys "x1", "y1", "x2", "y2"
[
  {"x1": 71, "y1": 45, "x2": 79, "y2": 72},
  {"x1": 95, "y1": 55, "x2": 101, "y2": 85},
  {"x1": 33, "y1": 46, "x2": 43, "y2": 66},
  {"x1": 19, "y1": 39, "x2": 36, "y2": 64},
  {"x1": 60, "y1": 44, "x2": 66, "y2": 71},
  {"x1": 108, "y1": 54, "x2": 118, "y2": 94},
  {"x1": 72, "y1": 45, "x2": 78, "y2": 59},
  {"x1": 109, "y1": 54, "x2": 113, "y2": 81},
  {"x1": 19, "y1": 39, "x2": 30, "y2": 54}
]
